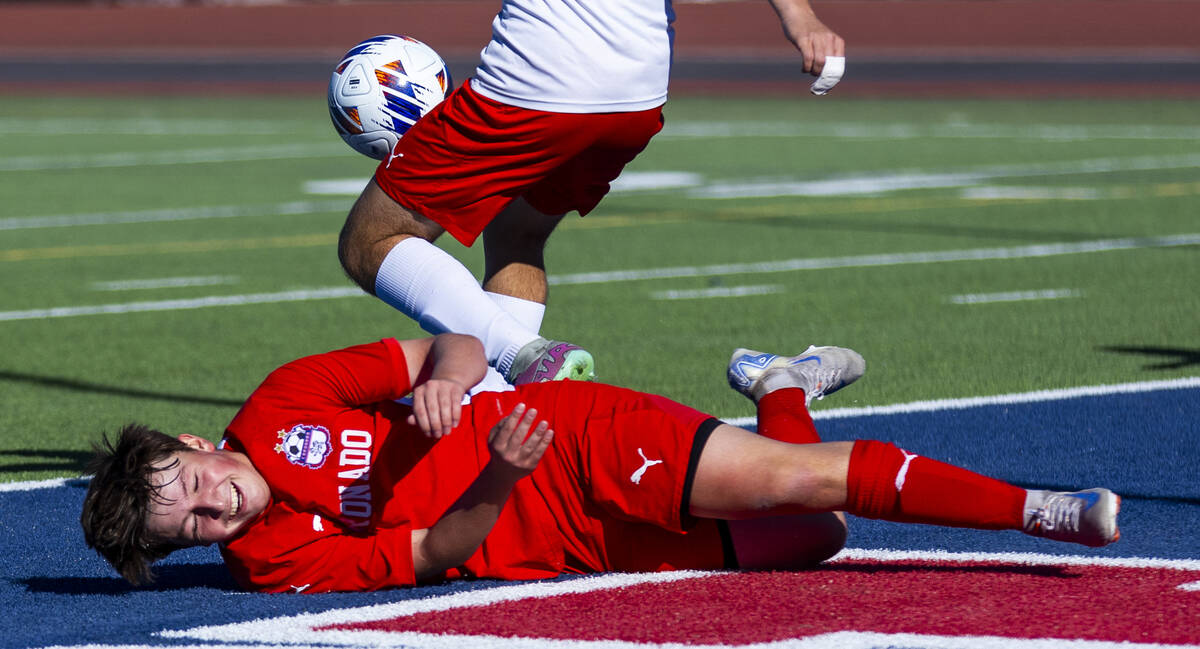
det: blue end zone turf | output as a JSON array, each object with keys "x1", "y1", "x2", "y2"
[
  {"x1": 2, "y1": 386, "x2": 1197, "y2": 648},
  {"x1": 815, "y1": 386, "x2": 1200, "y2": 560}
]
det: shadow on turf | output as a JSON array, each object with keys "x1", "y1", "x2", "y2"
[
  {"x1": 0, "y1": 449, "x2": 93, "y2": 475},
  {"x1": 1099, "y1": 345, "x2": 1200, "y2": 370},
  {"x1": 20, "y1": 563, "x2": 237, "y2": 594},
  {"x1": 16, "y1": 563, "x2": 1081, "y2": 597},
  {"x1": 0, "y1": 369, "x2": 243, "y2": 407}
]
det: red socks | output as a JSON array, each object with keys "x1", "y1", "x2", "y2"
[
  {"x1": 845, "y1": 440, "x2": 1025, "y2": 530},
  {"x1": 756, "y1": 388, "x2": 821, "y2": 444},
  {"x1": 756, "y1": 392, "x2": 1021, "y2": 531}
]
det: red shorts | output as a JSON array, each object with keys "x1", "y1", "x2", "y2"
[
  {"x1": 468, "y1": 381, "x2": 731, "y2": 574},
  {"x1": 373, "y1": 80, "x2": 665, "y2": 246}
]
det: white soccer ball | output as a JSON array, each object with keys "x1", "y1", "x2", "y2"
[{"x1": 328, "y1": 35, "x2": 452, "y2": 160}]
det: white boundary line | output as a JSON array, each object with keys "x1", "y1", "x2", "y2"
[
  {"x1": 152, "y1": 550, "x2": 1200, "y2": 648},
  {"x1": 831, "y1": 547, "x2": 1200, "y2": 571},
  {"x1": 39, "y1": 636, "x2": 1200, "y2": 649},
  {"x1": 0, "y1": 476, "x2": 86, "y2": 493},
  {"x1": 159, "y1": 571, "x2": 715, "y2": 644},
  {"x1": 809, "y1": 375, "x2": 1200, "y2": 420},
  {"x1": 721, "y1": 375, "x2": 1200, "y2": 428}
]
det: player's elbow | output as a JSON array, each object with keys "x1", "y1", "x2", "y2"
[{"x1": 411, "y1": 528, "x2": 474, "y2": 581}]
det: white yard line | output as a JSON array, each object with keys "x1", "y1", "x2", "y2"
[
  {"x1": 9, "y1": 118, "x2": 1197, "y2": 140},
  {"x1": 660, "y1": 121, "x2": 1200, "y2": 142},
  {"x1": 690, "y1": 153, "x2": 1200, "y2": 199},
  {"x1": 0, "y1": 117, "x2": 306, "y2": 136},
  {"x1": 6, "y1": 149, "x2": 1194, "y2": 231},
  {"x1": 948, "y1": 288, "x2": 1082, "y2": 305},
  {"x1": 960, "y1": 186, "x2": 1108, "y2": 200},
  {"x1": 650, "y1": 284, "x2": 783, "y2": 300},
  {"x1": 2, "y1": 233, "x2": 1196, "y2": 321},
  {"x1": 0, "y1": 200, "x2": 350, "y2": 231},
  {"x1": 303, "y1": 172, "x2": 706, "y2": 197},
  {"x1": 0, "y1": 287, "x2": 365, "y2": 322},
  {"x1": 303, "y1": 178, "x2": 371, "y2": 195},
  {"x1": 0, "y1": 142, "x2": 351, "y2": 172},
  {"x1": 91, "y1": 275, "x2": 239, "y2": 291},
  {"x1": 549, "y1": 233, "x2": 1200, "y2": 285}
]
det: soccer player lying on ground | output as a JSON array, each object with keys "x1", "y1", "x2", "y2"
[{"x1": 81, "y1": 334, "x2": 1120, "y2": 593}]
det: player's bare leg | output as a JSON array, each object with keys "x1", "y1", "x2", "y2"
[
  {"x1": 336, "y1": 179, "x2": 547, "y2": 379},
  {"x1": 723, "y1": 345, "x2": 859, "y2": 566},
  {"x1": 481, "y1": 197, "x2": 565, "y2": 304},
  {"x1": 690, "y1": 424, "x2": 1120, "y2": 548},
  {"x1": 726, "y1": 514, "x2": 848, "y2": 569},
  {"x1": 339, "y1": 179, "x2": 445, "y2": 293},
  {"x1": 339, "y1": 181, "x2": 592, "y2": 383},
  {"x1": 479, "y1": 197, "x2": 595, "y2": 383},
  {"x1": 692, "y1": 427, "x2": 851, "y2": 518}
]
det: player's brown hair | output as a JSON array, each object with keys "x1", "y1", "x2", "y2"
[{"x1": 80, "y1": 423, "x2": 193, "y2": 585}]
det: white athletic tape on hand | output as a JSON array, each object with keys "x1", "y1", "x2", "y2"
[{"x1": 810, "y1": 55, "x2": 845, "y2": 96}]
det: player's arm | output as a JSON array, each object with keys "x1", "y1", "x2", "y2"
[
  {"x1": 398, "y1": 334, "x2": 488, "y2": 438},
  {"x1": 767, "y1": 0, "x2": 845, "y2": 75},
  {"x1": 410, "y1": 404, "x2": 552, "y2": 581},
  {"x1": 252, "y1": 334, "x2": 481, "y2": 413}
]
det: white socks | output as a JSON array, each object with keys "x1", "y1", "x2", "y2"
[
  {"x1": 486, "y1": 291, "x2": 545, "y2": 333},
  {"x1": 373, "y1": 237, "x2": 542, "y2": 375}
]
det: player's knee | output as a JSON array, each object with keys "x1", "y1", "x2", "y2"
[
  {"x1": 802, "y1": 513, "x2": 848, "y2": 564},
  {"x1": 757, "y1": 459, "x2": 830, "y2": 512},
  {"x1": 728, "y1": 513, "x2": 847, "y2": 570},
  {"x1": 337, "y1": 220, "x2": 378, "y2": 294},
  {"x1": 484, "y1": 202, "x2": 562, "y2": 251}
]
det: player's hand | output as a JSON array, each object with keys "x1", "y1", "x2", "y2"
[
  {"x1": 407, "y1": 378, "x2": 466, "y2": 439},
  {"x1": 486, "y1": 403, "x2": 553, "y2": 482},
  {"x1": 781, "y1": 10, "x2": 845, "y2": 77}
]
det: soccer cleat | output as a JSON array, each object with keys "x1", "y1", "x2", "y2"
[
  {"x1": 727, "y1": 345, "x2": 865, "y2": 405},
  {"x1": 1023, "y1": 488, "x2": 1121, "y2": 547},
  {"x1": 506, "y1": 338, "x2": 596, "y2": 384}
]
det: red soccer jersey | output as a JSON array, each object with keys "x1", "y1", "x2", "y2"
[{"x1": 219, "y1": 339, "x2": 723, "y2": 593}]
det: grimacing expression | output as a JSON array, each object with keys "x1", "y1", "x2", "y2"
[{"x1": 145, "y1": 435, "x2": 269, "y2": 547}]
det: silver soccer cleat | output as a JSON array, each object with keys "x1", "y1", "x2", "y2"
[
  {"x1": 727, "y1": 345, "x2": 866, "y2": 405},
  {"x1": 1023, "y1": 488, "x2": 1121, "y2": 547}
]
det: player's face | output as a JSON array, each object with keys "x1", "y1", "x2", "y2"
[{"x1": 145, "y1": 442, "x2": 269, "y2": 547}]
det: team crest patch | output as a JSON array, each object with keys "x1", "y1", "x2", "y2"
[{"x1": 274, "y1": 424, "x2": 332, "y2": 469}]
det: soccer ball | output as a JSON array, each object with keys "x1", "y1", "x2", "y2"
[{"x1": 328, "y1": 35, "x2": 452, "y2": 160}]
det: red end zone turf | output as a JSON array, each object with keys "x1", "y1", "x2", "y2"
[{"x1": 324, "y1": 558, "x2": 1200, "y2": 646}]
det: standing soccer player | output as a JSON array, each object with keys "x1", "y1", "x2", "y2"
[{"x1": 337, "y1": 0, "x2": 846, "y2": 383}]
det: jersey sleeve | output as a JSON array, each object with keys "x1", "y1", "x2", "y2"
[
  {"x1": 222, "y1": 511, "x2": 419, "y2": 593},
  {"x1": 250, "y1": 338, "x2": 412, "y2": 410}
]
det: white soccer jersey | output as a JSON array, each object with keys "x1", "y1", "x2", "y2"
[{"x1": 471, "y1": 0, "x2": 674, "y2": 113}]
